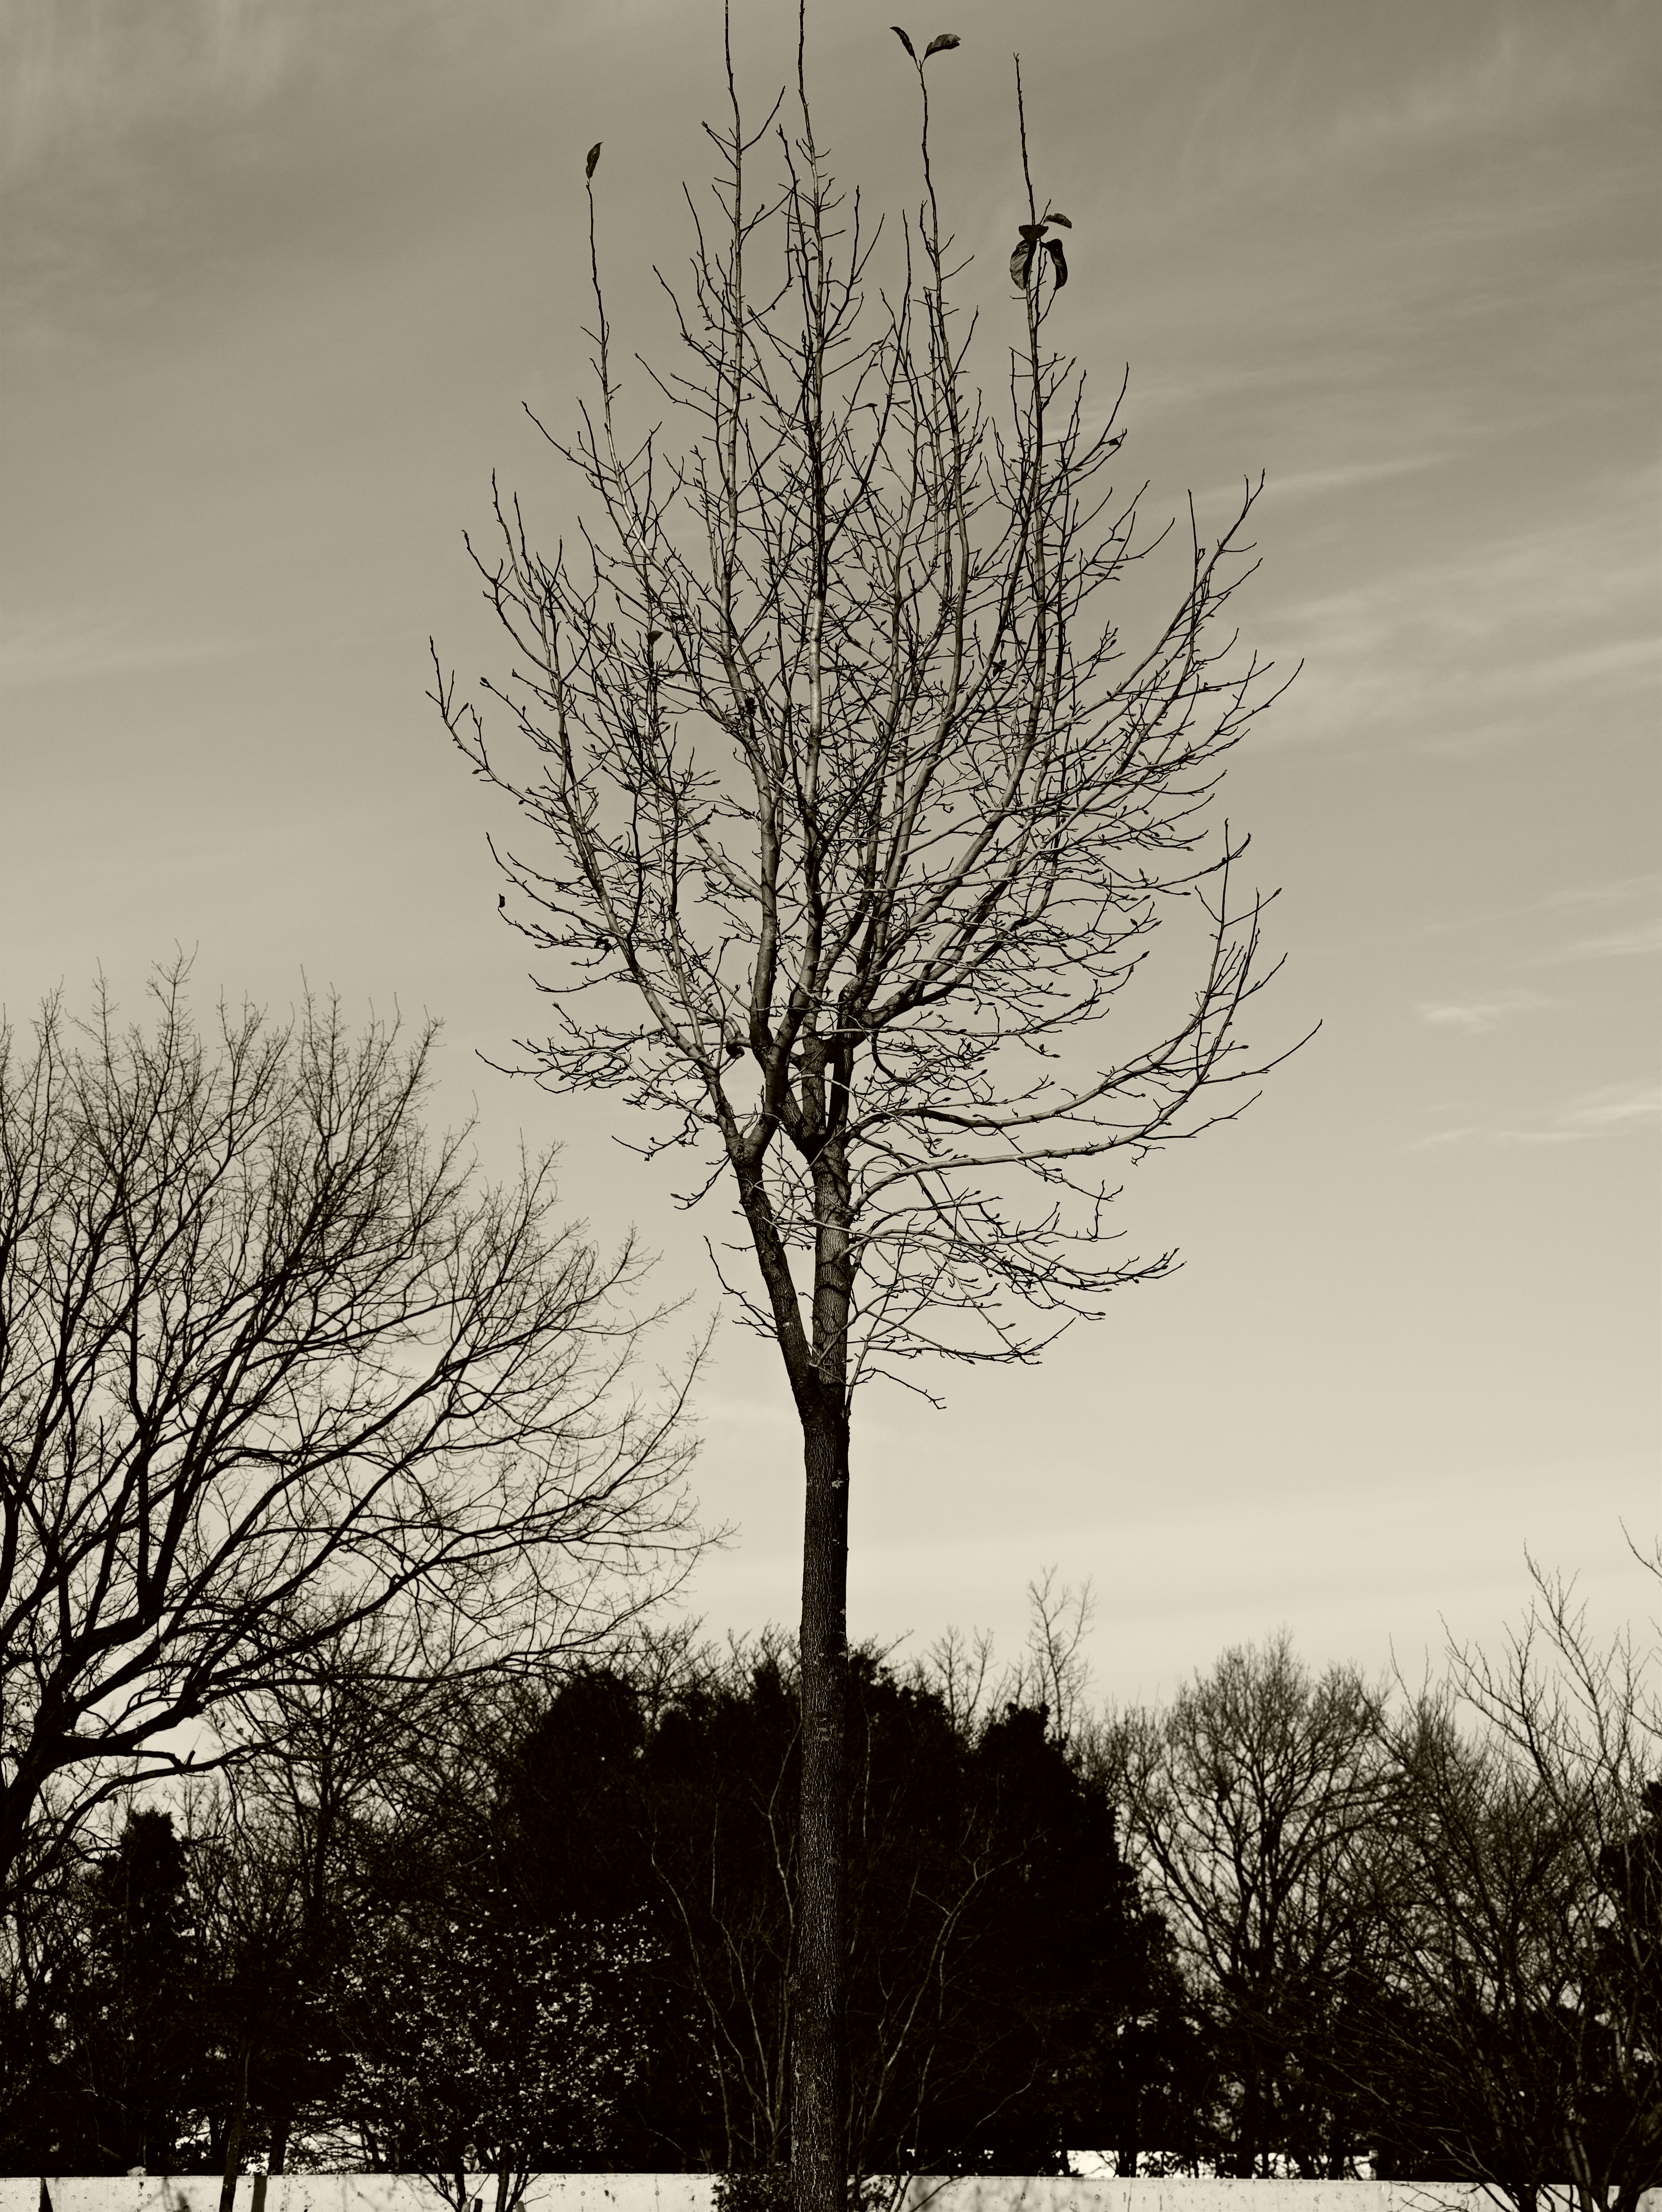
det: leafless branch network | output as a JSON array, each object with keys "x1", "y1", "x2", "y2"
[{"x1": 434, "y1": 15, "x2": 1302, "y2": 1408}]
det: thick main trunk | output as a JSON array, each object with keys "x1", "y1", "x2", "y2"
[
  {"x1": 728, "y1": 1125, "x2": 851, "y2": 2212},
  {"x1": 794, "y1": 1395, "x2": 850, "y2": 2212}
]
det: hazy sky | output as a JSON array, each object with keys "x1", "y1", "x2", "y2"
[{"x1": 3, "y1": 0, "x2": 1657, "y2": 1701}]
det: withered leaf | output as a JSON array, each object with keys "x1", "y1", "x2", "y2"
[
  {"x1": 585, "y1": 143, "x2": 602, "y2": 179},
  {"x1": 1044, "y1": 236, "x2": 1068, "y2": 287},
  {"x1": 891, "y1": 25, "x2": 916, "y2": 56},
  {"x1": 1010, "y1": 238, "x2": 1037, "y2": 289},
  {"x1": 1047, "y1": 211, "x2": 1073, "y2": 228},
  {"x1": 924, "y1": 32, "x2": 961, "y2": 55}
]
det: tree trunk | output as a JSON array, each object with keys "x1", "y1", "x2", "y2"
[
  {"x1": 794, "y1": 1394, "x2": 850, "y2": 2212},
  {"x1": 218, "y1": 2043, "x2": 251, "y2": 2212},
  {"x1": 267, "y1": 2104, "x2": 290, "y2": 2177},
  {"x1": 1116, "y1": 2077, "x2": 1140, "y2": 2176},
  {"x1": 732, "y1": 1115, "x2": 853, "y2": 2212}
]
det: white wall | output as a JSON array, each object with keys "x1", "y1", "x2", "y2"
[
  {"x1": 10, "y1": 2180, "x2": 1657, "y2": 2212},
  {"x1": 6, "y1": 2185, "x2": 703, "y2": 2212}
]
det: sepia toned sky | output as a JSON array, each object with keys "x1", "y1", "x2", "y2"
[{"x1": 3, "y1": 0, "x2": 1658, "y2": 1701}]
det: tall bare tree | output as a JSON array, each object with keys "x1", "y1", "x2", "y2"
[
  {"x1": 0, "y1": 966, "x2": 696, "y2": 1901},
  {"x1": 436, "y1": 13, "x2": 1296, "y2": 2201}
]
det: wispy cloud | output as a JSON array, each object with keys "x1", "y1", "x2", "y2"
[
  {"x1": 1210, "y1": 452, "x2": 1448, "y2": 512},
  {"x1": 1547, "y1": 872, "x2": 1662, "y2": 916},
  {"x1": 1525, "y1": 879, "x2": 1662, "y2": 965},
  {"x1": 3, "y1": 1, "x2": 400, "y2": 180},
  {"x1": 1537, "y1": 916, "x2": 1662, "y2": 964},
  {"x1": 1416, "y1": 1077, "x2": 1661, "y2": 1150},
  {"x1": 1303, "y1": 16, "x2": 1628, "y2": 170},
  {"x1": 0, "y1": 611, "x2": 252, "y2": 690},
  {"x1": 1285, "y1": 457, "x2": 1440, "y2": 502},
  {"x1": 1417, "y1": 989, "x2": 1551, "y2": 1034},
  {"x1": 1258, "y1": 475, "x2": 1661, "y2": 756}
]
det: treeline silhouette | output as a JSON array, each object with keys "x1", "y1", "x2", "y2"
[{"x1": 2, "y1": 1574, "x2": 1656, "y2": 2201}]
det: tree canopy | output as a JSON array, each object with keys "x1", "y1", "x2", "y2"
[{"x1": 0, "y1": 968, "x2": 697, "y2": 1902}]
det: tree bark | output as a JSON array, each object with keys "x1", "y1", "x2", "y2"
[
  {"x1": 218, "y1": 2043, "x2": 250, "y2": 2212},
  {"x1": 794, "y1": 1395, "x2": 850, "y2": 2212}
]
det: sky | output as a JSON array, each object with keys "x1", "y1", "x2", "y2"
[{"x1": 2, "y1": 0, "x2": 1658, "y2": 1705}]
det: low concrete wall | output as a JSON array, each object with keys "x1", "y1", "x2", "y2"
[
  {"x1": 902, "y1": 2193, "x2": 1541, "y2": 2212},
  {"x1": 12, "y1": 2181, "x2": 1656, "y2": 2212},
  {"x1": 9, "y1": 2186, "x2": 696, "y2": 2212},
  {"x1": 10, "y1": 2186, "x2": 702, "y2": 2212},
  {"x1": 895, "y1": 2189, "x2": 1602, "y2": 2212},
  {"x1": 5, "y1": 2187, "x2": 694, "y2": 2212}
]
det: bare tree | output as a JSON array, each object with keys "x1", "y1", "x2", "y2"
[
  {"x1": 186, "y1": 1614, "x2": 459, "y2": 2195},
  {"x1": 1006, "y1": 1569, "x2": 1096, "y2": 1748},
  {"x1": 435, "y1": 13, "x2": 1297, "y2": 2202},
  {"x1": 1367, "y1": 1563, "x2": 1662, "y2": 2212},
  {"x1": 1108, "y1": 1634, "x2": 1391, "y2": 2172},
  {"x1": 188, "y1": 1781, "x2": 308, "y2": 2210},
  {"x1": 919, "y1": 1571, "x2": 1094, "y2": 1752},
  {"x1": 0, "y1": 966, "x2": 697, "y2": 1901}
]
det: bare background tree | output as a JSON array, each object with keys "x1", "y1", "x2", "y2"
[
  {"x1": 184, "y1": 1617, "x2": 461, "y2": 2210},
  {"x1": 0, "y1": 964, "x2": 696, "y2": 1903},
  {"x1": 1100, "y1": 1577, "x2": 1662, "y2": 2198},
  {"x1": 435, "y1": 12, "x2": 1296, "y2": 2202},
  {"x1": 1107, "y1": 1636, "x2": 1393, "y2": 2174},
  {"x1": 1364, "y1": 1562, "x2": 1662, "y2": 2212}
]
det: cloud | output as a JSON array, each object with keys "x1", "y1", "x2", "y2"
[
  {"x1": 0, "y1": 611, "x2": 251, "y2": 690},
  {"x1": 1417, "y1": 990, "x2": 1551, "y2": 1034},
  {"x1": 1415, "y1": 1076, "x2": 1661, "y2": 1150},
  {"x1": 1197, "y1": 452, "x2": 1447, "y2": 512},
  {"x1": 1123, "y1": 4, "x2": 1641, "y2": 215},
  {"x1": 5, "y1": 4, "x2": 300, "y2": 186},
  {"x1": 1546, "y1": 871, "x2": 1662, "y2": 913},
  {"x1": 1540, "y1": 916, "x2": 1662, "y2": 964},
  {"x1": 1304, "y1": 14, "x2": 1628, "y2": 169},
  {"x1": 1257, "y1": 474, "x2": 1661, "y2": 756},
  {"x1": 2, "y1": 0, "x2": 422, "y2": 179},
  {"x1": 1540, "y1": 1082, "x2": 1662, "y2": 1140}
]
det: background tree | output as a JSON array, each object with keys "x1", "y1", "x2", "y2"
[
  {"x1": 340, "y1": 1900, "x2": 652, "y2": 2206},
  {"x1": 189, "y1": 1783, "x2": 301, "y2": 2209},
  {"x1": 1355, "y1": 1566, "x2": 1662, "y2": 2211},
  {"x1": 0, "y1": 966, "x2": 697, "y2": 1905},
  {"x1": 1108, "y1": 1633, "x2": 1391, "y2": 2173},
  {"x1": 436, "y1": 16, "x2": 1295, "y2": 2203},
  {"x1": 182, "y1": 1617, "x2": 454, "y2": 2192}
]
